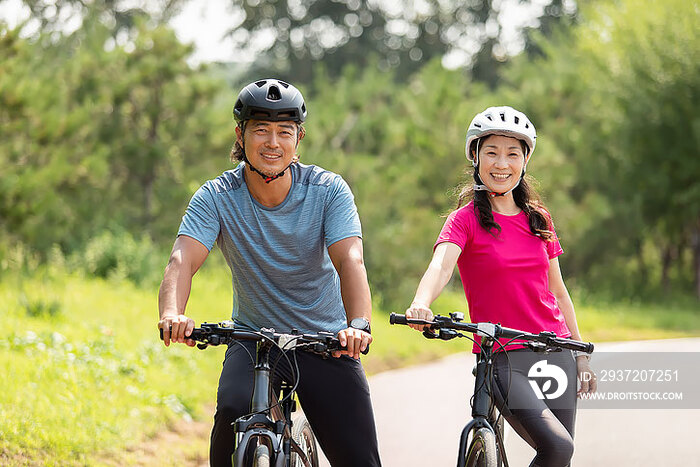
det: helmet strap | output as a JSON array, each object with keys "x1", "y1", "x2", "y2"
[{"x1": 243, "y1": 156, "x2": 295, "y2": 183}]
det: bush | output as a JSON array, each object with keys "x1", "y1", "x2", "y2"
[{"x1": 71, "y1": 229, "x2": 164, "y2": 287}]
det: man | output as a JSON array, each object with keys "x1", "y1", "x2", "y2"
[{"x1": 157, "y1": 78, "x2": 381, "y2": 466}]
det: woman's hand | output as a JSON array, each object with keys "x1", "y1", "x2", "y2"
[
  {"x1": 405, "y1": 302, "x2": 434, "y2": 331},
  {"x1": 576, "y1": 356, "x2": 597, "y2": 397}
]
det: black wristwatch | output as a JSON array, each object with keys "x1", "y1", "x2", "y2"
[{"x1": 349, "y1": 317, "x2": 371, "y2": 334}]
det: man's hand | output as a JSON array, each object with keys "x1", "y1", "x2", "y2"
[
  {"x1": 158, "y1": 314, "x2": 196, "y2": 347},
  {"x1": 334, "y1": 327, "x2": 372, "y2": 359}
]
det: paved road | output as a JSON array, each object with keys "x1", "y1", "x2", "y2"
[{"x1": 319, "y1": 338, "x2": 700, "y2": 467}]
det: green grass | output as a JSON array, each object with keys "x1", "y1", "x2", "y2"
[{"x1": 0, "y1": 266, "x2": 698, "y2": 465}]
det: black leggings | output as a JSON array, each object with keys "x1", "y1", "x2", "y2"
[
  {"x1": 490, "y1": 349, "x2": 578, "y2": 467},
  {"x1": 210, "y1": 341, "x2": 382, "y2": 467}
]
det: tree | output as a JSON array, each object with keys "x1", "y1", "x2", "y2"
[
  {"x1": 18, "y1": 0, "x2": 186, "y2": 34},
  {"x1": 499, "y1": 0, "x2": 700, "y2": 298},
  {"x1": 224, "y1": 0, "x2": 578, "y2": 85},
  {"x1": 0, "y1": 13, "x2": 231, "y2": 258}
]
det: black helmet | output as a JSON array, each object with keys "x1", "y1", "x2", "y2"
[{"x1": 233, "y1": 79, "x2": 307, "y2": 123}]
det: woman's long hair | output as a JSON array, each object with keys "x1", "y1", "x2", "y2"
[{"x1": 456, "y1": 169, "x2": 555, "y2": 241}]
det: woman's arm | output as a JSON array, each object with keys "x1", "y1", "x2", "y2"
[
  {"x1": 548, "y1": 257, "x2": 582, "y2": 340},
  {"x1": 549, "y1": 256, "x2": 597, "y2": 395},
  {"x1": 405, "y1": 242, "x2": 462, "y2": 330}
]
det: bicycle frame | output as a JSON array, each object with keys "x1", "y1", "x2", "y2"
[
  {"x1": 457, "y1": 336, "x2": 504, "y2": 467},
  {"x1": 388, "y1": 313, "x2": 593, "y2": 467},
  {"x1": 160, "y1": 324, "x2": 324, "y2": 467},
  {"x1": 232, "y1": 339, "x2": 312, "y2": 467}
]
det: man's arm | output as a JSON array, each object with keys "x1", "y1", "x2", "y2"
[
  {"x1": 328, "y1": 236, "x2": 372, "y2": 359},
  {"x1": 158, "y1": 235, "x2": 210, "y2": 346}
]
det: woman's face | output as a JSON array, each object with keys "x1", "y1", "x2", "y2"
[{"x1": 476, "y1": 134, "x2": 528, "y2": 193}]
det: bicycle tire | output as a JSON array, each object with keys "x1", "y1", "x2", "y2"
[
  {"x1": 253, "y1": 444, "x2": 270, "y2": 467},
  {"x1": 290, "y1": 415, "x2": 319, "y2": 467},
  {"x1": 465, "y1": 427, "x2": 498, "y2": 467}
]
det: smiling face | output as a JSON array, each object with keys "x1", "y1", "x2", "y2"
[
  {"x1": 475, "y1": 134, "x2": 529, "y2": 194},
  {"x1": 236, "y1": 119, "x2": 302, "y2": 177}
]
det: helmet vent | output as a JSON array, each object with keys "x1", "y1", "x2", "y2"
[
  {"x1": 514, "y1": 116, "x2": 519, "y2": 124},
  {"x1": 255, "y1": 80, "x2": 267, "y2": 87},
  {"x1": 500, "y1": 112, "x2": 506, "y2": 121},
  {"x1": 525, "y1": 123, "x2": 529, "y2": 128},
  {"x1": 279, "y1": 81, "x2": 290, "y2": 88},
  {"x1": 474, "y1": 123, "x2": 482, "y2": 128},
  {"x1": 267, "y1": 85, "x2": 282, "y2": 101},
  {"x1": 486, "y1": 114, "x2": 493, "y2": 121}
]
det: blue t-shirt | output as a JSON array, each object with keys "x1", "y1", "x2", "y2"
[{"x1": 178, "y1": 162, "x2": 362, "y2": 334}]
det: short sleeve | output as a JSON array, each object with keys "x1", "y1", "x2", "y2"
[
  {"x1": 324, "y1": 176, "x2": 362, "y2": 246},
  {"x1": 435, "y1": 207, "x2": 472, "y2": 251},
  {"x1": 177, "y1": 184, "x2": 221, "y2": 251},
  {"x1": 543, "y1": 210, "x2": 564, "y2": 259}
]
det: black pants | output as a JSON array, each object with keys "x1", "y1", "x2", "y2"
[
  {"x1": 210, "y1": 341, "x2": 382, "y2": 467},
  {"x1": 491, "y1": 349, "x2": 578, "y2": 467}
]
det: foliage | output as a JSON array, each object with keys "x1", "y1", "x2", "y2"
[
  {"x1": 69, "y1": 229, "x2": 164, "y2": 285},
  {"x1": 0, "y1": 14, "x2": 232, "y2": 260},
  {"x1": 1, "y1": 0, "x2": 698, "y2": 307},
  {"x1": 498, "y1": 0, "x2": 700, "y2": 297},
  {"x1": 225, "y1": 0, "x2": 578, "y2": 84},
  {"x1": 19, "y1": 0, "x2": 188, "y2": 34}
]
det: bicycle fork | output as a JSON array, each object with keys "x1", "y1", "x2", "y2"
[
  {"x1": 233, "y1": 342, "x2": 286, "y2": 467},
  {"x1": 457, "y1": 346, "x2": 496, "y2": 467}
]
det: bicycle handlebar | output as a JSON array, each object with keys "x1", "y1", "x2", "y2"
[
  {"x1": 160, "y1": 322, "x2": 369, "y2": 355},
  {"x1": 389, "y1": 313, "x2": 594, "y2": 354}
]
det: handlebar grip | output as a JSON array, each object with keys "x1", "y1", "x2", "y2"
[
  {"x1": 159, "y1": 326, "x2": 197, "y2": 341},
  {"x1": 585, "y1": 342, "x2": 595, "y2": 354},
  {"x1": 389, "y1": 313, "x2": 407, "y2": 325}
]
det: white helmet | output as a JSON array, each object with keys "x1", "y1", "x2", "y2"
[{"x1": 465, "y1": 106, "x2": 537, "y2": 167}]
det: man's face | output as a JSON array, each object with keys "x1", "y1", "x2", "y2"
[{"x1": 236, "y1": 119, "x2": 301, "y2": 177}]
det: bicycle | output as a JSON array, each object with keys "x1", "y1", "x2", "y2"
[
  {"x1": 389, "y1": 312, "x2": 594, "y2": 467},
  {"x1": 160, "y1": 321, "x2": 364, "y2": 467}
]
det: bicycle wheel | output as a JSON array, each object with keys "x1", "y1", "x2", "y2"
[
  {"x1": 290, "y1": 415, "x2": 319, "y2": 467},
  {"x1": 253, "y1": 444, "x2": 270, "y2": 467},
  {"x1": 465, "y1": 427, "x2": 498, "y2": 467}
]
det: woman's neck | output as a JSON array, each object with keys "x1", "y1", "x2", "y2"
[{"x1": 488, "y1": 195, "x2": 521, "y2": 216}]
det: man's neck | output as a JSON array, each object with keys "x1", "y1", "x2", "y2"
[{"x1": 244, "y1": 165, "x2": 293, "y2": 207}]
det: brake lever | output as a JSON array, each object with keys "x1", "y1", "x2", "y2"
[{"x1": 438, "y1": 329, "x2": 459, "y2": 341}]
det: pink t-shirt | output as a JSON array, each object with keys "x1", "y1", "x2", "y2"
[{"x1": 435, "y1": 201, "x2": 570, "y2": 353}]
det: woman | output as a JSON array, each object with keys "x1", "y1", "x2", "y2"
[{"x1": 406, "y1": 106, "x2": 596, "y2": 467}]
